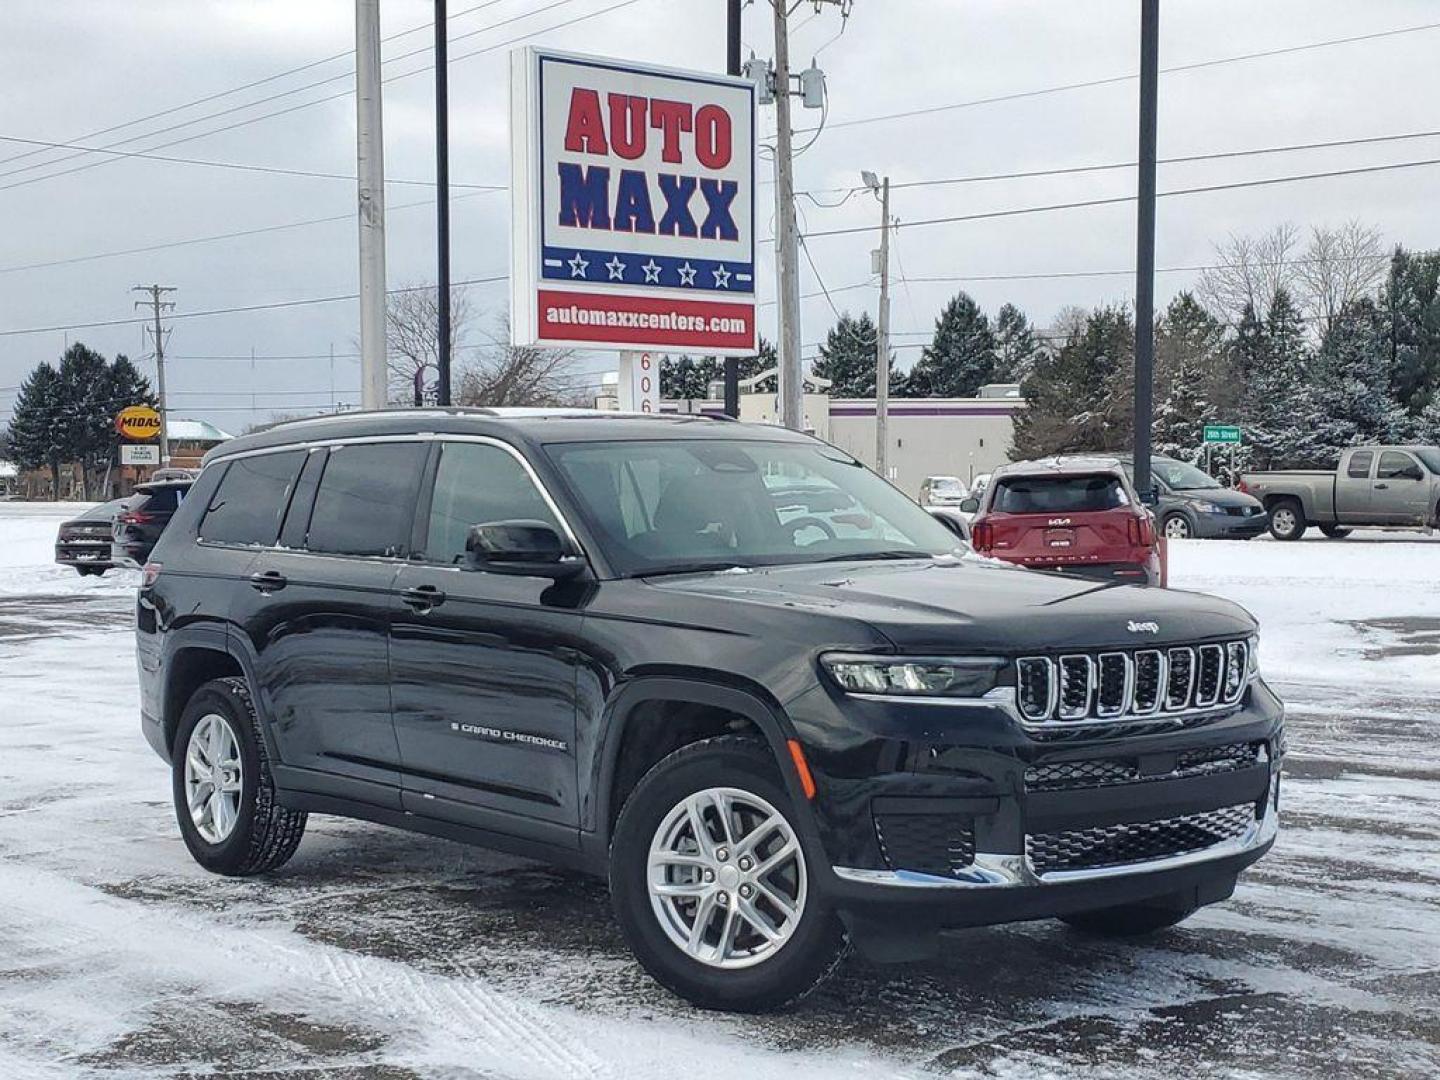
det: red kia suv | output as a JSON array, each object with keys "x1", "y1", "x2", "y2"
[{"x1": 967, "y1": 456, "x2": 1163, "y2": 585}]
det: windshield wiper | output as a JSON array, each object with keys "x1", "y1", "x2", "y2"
[
  {"x1": 814, "y1": 549, "x2": 933, "y2": 563},
  {"x1": 640, "y1": 561, "x2": 753, "y2": 578}
]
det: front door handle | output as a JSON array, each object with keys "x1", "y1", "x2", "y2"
[
  {"x1": 1374, "y1": 482, "x2": 1389, "y2": 490},
  {"x1": 249, "y1": 569, "x2": 287, "y2": 593},
  {"x1": 401, "y1": 584, "x2": 446, "y2": 610}
]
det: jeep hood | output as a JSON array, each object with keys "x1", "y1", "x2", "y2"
[{"x1": 643, "y1": 557, "x2": 1256, "y2": 653}]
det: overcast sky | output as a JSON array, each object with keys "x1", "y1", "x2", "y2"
[{"x1": 2, "y1": 0, "x2": 1438, "y2": 433}]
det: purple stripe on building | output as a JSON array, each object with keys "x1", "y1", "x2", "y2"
[{"x1": 829, "y1": 405, "x2": 1020, "y2": 417}]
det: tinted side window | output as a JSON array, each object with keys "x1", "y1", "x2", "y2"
[
  {"x1": 1378, "y1": 451, "x2": 1422, "y2": 481},
  {"x1": 277, "y1": 449, "x2": 327, "y2": 549},
  {"x1": 133, "y1": 486, "x2": 185, "y2": 513},
  {"x1": 199, "y1": 452, "x2": 305, "y2": 545},
  {"x1": 306, "y1": 442, "x2": 426, "y2": 556},
  {"x1": 1346, "y1": 451, "x2": 1373, "y2": 479},
  {"x1": 425, "y1": 442, "x2": 561, "y2": 564}
]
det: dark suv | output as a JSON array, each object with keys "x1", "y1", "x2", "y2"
[{"x1": 136, "y1": 410, "x2": 1284, "y2": 1011}]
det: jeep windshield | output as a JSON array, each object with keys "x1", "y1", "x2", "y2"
[{"x1": 546, "y1": 438, "x2": 963, "y2": 577}]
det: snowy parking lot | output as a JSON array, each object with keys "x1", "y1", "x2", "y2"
[{"x1": 1, "y1": 502, "x2": 1437, "y2": 1079}]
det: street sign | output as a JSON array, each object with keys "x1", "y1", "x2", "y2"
[
  {"x1": 510, "y1": 47, "x2": 758, "y2": 355},
  {"x1": 115, "y1": 404, "x2": 161, "y2": 440},
  {"x1": 121, "y1": 443, "x2": 160, "y2": 466},
  {"x1": 1203, "y1": 425, "x2": 1241, "y2": 444}
]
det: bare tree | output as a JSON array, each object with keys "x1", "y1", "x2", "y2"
[
  {"x1": 455, "y1": 316, "x2": 590, "y2": 407},
  {"x1": 385, "y1": 284, "x2": 473, "y2": 403},
  {"x1": 1295, "y1": 220, "x2": 1386, "y2": 335},
  {"x1": 1196, "y1": 223, "x2": 1301, "y2": 324}
]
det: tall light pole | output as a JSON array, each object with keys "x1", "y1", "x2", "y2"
[
  {"x1": 434, "y1": 0, "x2": 452, "y2": 407},
  {"x1": 865, "y1": 172, "x2": 891, "y2": 479},
  {"x1": 356, "y1": 0, "x2": 389, "y2": 410},
  {"x1": 771, "y1": 1, "x2": 804, "y2": 431},
  {"x1": 1132, "y1": 0, "x2": 1159, "y2": 497},
  {"x1": 133, "y1": 285, "x2": 175, "y2": 465},
  {"x1": 723, "y1": 0, "x2": 743, "y2": 419}
]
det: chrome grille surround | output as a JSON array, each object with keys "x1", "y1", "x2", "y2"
[{"x1": 1013, "y1": 640, "x2": 1251, "y2": 727}]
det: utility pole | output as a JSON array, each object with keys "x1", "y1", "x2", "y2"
[
  {"x1": 771, "y1": 0, "x2": 804, "y2": 431},
  {"x1": 133, "y1": 285, "x2": 175, "y2": 466},
  {"x1": 1132, "y1": 0, "x2": 1159, "y2": 497},
  {"x1": 434, "y1": 0, "x2": 452, "y2": 407},
  {"x1": 873, "y1": 175, "x2": 891, "y2": 479},
  {"x1": 356, "y1": 0, "x2": 389, "y2": 410},
  {"x1": 722, "y1": 0, "x2": 742, "y2": 419}
]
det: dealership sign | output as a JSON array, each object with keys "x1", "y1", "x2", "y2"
[{"x1": 510, "y1": 48, "x2": 757, "y2": 355}]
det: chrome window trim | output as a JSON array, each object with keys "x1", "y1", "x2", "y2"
[
  {"x1": 832, "y1": 801, "x2": 1277, "y2": 890},
  {"x1": 198, "y1": 432, "x2": 587, "y2": 563}
]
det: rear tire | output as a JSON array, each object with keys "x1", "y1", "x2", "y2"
[
  {"x1": 1267, "y1": 498, "x2": 1307, "y2": 541},
  {"x1": 1319, "y1": 524, "x2": 1351, "y2": 539},
  {"x1": 609, "y1": 736, "x2": 847, "y2": 1012},
  {"x1": 172, "y1": 676, "x2": 307, "y2": 876},
  {"x1": 75, "y1": 565, "x2": 105, "y2": 577},
  {"x1": 1060, "y1": 901, "x2": 1197, "y2": 937}
]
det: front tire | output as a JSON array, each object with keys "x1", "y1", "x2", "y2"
[
  {"x1": 1267, "y1": 498, "x2": 1307, "y2": 541},
  {"x1": 1060, "y1": 901, "x2": 1197, "y2": 937},
  {"x1": 172, "y1": 677, "x2": 307, "y2": 876},
  {"x1": 609, "y1": 736, "x2": 847, "y2": 1012},
  {"x1": 1161, "y1": 513, "x2": 1193, "y2": 540}
]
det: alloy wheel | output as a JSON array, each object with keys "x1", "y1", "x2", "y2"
[
  {"x1": 1272, "y1": 508, "x2": 1296, "y2": 536},
  {"x1": 184, "y1": 713, "x2": 244, "y2": 844},
  {"x1": 647, "y1": 787, "x2": 807, "y2": 969},
  {"x1": 1163, "y1": 516, "x2": 1192, "y2": 540}
]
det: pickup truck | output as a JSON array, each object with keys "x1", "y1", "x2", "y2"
[{"x1": 1240, "y1": 445, "x2": 1440, "y2": 540}]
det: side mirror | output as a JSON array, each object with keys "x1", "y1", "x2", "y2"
[
  {"x1": 465, "y1": 520, "x2": 586, "y2": 579},
  {"x1": 1138, "y1": 486, "x2": 1160, "y2": 507},
  {"x1": 959, "y1": 497, "x2": 981, "y2": 514}
]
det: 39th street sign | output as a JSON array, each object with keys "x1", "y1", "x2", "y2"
[
  {"x1": 1203, "y1": 424, "x2": 1242, "y2": 444},
  {"x1": 510, "y1": 48, "x2": 757, "y2": 355}
]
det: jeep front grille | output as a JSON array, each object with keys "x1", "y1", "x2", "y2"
[
  {"x1": 1025, "y1": 803, "x2": 1257, "y2": 875},
  {"x1": 1015, "y1": 641, "x2": 1249, "y2": 725},
  {"x1": 1024, "y1": 741, "x2": 1265, "y2": 792}
]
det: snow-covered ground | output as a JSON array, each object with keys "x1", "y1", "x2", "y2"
[{"x1": 1, "y1": 502, "x2": 1436, "y2": 1079}]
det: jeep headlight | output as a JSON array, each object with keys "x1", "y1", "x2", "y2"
[{"x1": 821, "y1": 654, "x2": 1007, "y2": 697}]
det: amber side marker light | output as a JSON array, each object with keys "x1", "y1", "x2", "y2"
[{"x1": 786, "y1": 739, "x2": 817, "y2": 800}]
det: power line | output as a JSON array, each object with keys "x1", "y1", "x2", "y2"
[
  {"x1": 0, "y1": 275, "x2": 508, "y2": 339},
  {"x1": 803, "y1": 20, "x2": 1440, "y2": 134},
  {"x1": 789, "y1": 156, "x2": 1440, "y2": 242},
  {"x1": 0, "y1": 189, "x2": 492, "y2": 276},
  {"x1": 0, "y1": 133, "x2": 504, "y2": 190},
  {"x1": 0, "y1": 0, "x2": 512, "y2": 172},
  {"x1": 0, "y1": 0, "x2": 642, "y2": 193}
]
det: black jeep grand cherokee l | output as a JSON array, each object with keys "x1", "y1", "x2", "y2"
[{"x1": 137, "y1": 409, "x2": 1283, "y2": 1011}]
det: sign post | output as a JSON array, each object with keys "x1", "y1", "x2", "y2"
[{"x1": 510, "y1": 48, "x2": 758, "y2": 364}]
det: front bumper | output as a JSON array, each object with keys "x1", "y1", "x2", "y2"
[
  {"x1": 791, "y1": 679, "x2": 1284, "y2": 933},
  {"x1": 1193, "y1": 511, "x2": 1268, "y2": 539}
]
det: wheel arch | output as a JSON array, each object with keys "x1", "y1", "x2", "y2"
[
  {"x1": 160, "y1": 625, "x2": 278, "y2": 764},
  {"x1": 587, "y1": 676, "x2": 815, "y2": 854}
]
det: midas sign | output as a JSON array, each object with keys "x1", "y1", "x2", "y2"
[
  {"x1": 510, "y1": 48, "x2": 757, "y2": 355},
  {"x1": 115, "y1": 404, "x2": 162, "y2": 440}
]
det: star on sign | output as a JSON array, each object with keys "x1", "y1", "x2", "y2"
[
  {"x1": 712, "y1": 264, "x2": 732, "y2": 289},
  {"x1": 567, "y1": 252, "x2": 589, "y2": 278},
  {"x1": 605, "y1": 256, "x2": 627, "y2": 281},
  {"x1": 677, "y1": 261, "x2": 698, "y2": 286},
  {"x1": 641, "y1": 259, "x2": 662, "y2": 284}
]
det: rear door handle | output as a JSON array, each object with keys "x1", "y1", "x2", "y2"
[
  {"x1": 1374, "y1": 482, "x2": 1389, "y2": 490},
  {"x1": 401, "y1": 584, "x2": 446, "y2": 610},
  {"x1": 249, "y1": 569, "x2": 287, "y2": 593}
]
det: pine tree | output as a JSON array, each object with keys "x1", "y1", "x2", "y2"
[
  {"x1": 809, "y1": 312, "x2": 894, "y2": 397},
  {"x1": 660, "y1": 340, "x2": 774, "y2": 399},
  {"x1": 1382, "y1": 246, "x2": 1440, "y2": 413},
  {"x1": 993, "y1": 303, "x2": 1041, "y2": 382},
  {"x1": 906, "y1": 293, "x2": 997, "y2": 397},
  {"x1": 1313, "y1": 298, "x2": 1408, "y2": 455},
  {"x1": 1010, "y1": 305, "x2": 1134, "y2": 458},
  {"x1": 1156, "y1": 292, "x2": 1232, "y2": 412},
  {"x1": 5, "y1": 362, "x2": 67, "y2": 498},
  {"x1": 1151, "y1": 348, "x2": 1214, "y2": 464},
  {"x1": 1242, "y1": 290, "x2": 1335, "y2": 468}
]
